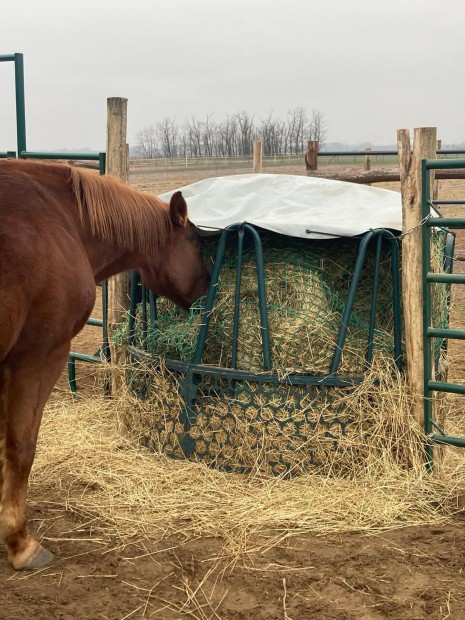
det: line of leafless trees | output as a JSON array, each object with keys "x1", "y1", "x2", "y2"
[{"x1": 134, "y1": 108, "x2": 327, "y2": 159}]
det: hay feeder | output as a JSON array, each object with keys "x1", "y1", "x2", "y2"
[{"x1": 123, "y1": 174, "x2": 454, "y2": 476}]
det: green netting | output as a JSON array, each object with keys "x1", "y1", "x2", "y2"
[
  {"x1": 123, "y1": 233, "x2": 400, "y2": 375},
  {"x1": 430, "y1": 228, "x2": 451, "y2": 363},
  {"x1": 125, "y1": 229, "x2": 450, "y2": 373}
]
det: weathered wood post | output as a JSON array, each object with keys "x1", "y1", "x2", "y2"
[
  {"x1": 397, "y1": 126, "x2": 437, "y2": 425},
  {"x1": 364, "y1": 147, "x2": 371, "y2": 171},
  {"x1": 305, "y1": 140, "x2": 318, "y2": 171},
  {"x1": 106, "y1": 97, "x2": 129, "y2": 393},
  {"x1": 253, "y1": 140, "x2": 263, "y2": 173}
]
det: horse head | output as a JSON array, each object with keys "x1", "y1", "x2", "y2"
[{"x1": 140, "y1": 191, "x2": 210, "y2": 310}]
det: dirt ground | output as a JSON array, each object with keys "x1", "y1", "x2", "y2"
[
  {"x1": 2, "y1": 164, "x2": 465, "y2": 620},
  {"x1": 3, "y1": 511, "x2": 465, "y2": 620}
]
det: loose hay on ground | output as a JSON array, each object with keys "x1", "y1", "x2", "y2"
[{"x1": 32, "y1": 364, "x2": 465, "y2": 563}]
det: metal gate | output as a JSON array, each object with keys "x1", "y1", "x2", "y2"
[{"x1": 422, "y1": 157, "x2": 465, "y2": 464}]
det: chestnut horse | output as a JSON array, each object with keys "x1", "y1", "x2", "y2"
[{"x1": 0, "y1": 159, "x2": 209, "y2": 570}]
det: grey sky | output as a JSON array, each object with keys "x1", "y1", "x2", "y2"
[{"x1": 2, "y1": 0, "x2": 465, "y2": 152}]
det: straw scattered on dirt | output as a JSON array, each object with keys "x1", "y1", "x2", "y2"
[{"x1": 33, "y1": 361, "x2": 465, "y2": 569}]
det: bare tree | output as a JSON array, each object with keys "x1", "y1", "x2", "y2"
[
  {"x1": 156, "y1": 117, "x2": 178, "y2": 158},
  {"x1": 134, "y1": 125, "x2": 158, "y2": 158},
  {"x1": 179, "y1": 127, "x2": 189, "y2": 158},
  {"x1": 183, "y1": 117, "x2": 202, "y2": 158},
  {"x1": 134, "y1": 107, "x2": 328, "y2": 158},
  {"x1": 307, "y1": 109, "x2": 327, "y2": 148},
  {"x1": 258, "y1": 113, "x2": 285, "y2": 156},
  {"x1": 202, "y1": 115, "x2": 216, "y2": 157},
  {"x1": 287, "y1": 107, "x2": 309, "y2": 154},
  {"x1": 217, "y1": 114, "x2": 240, "y2": 157},
  {"x1": 237, "y1": 111, "x2": 255, "y2": 156}
]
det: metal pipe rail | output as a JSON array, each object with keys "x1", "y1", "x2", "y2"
[
  {"x1": 1, "y1": 53, "x2": 26, "y2": 155},
  {"x1": 422, "y1": 157, "x2": 465, "y2": 464},
  {"x1": 19, "y1": 151, "x2": 107, "y2": 175},
  {"x1": 319, "y1": 149, "x2": 465, "y2": 157}
]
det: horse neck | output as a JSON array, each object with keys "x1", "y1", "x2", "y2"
[
  {"x1": 69, "y1": 168, "x2": 173, "y2": 282},
  {"x1": 80, "y1": 229, "x2": 156, "y2": 283}
]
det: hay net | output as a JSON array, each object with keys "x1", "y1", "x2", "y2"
[
  {"x1": 122, "y1": 227, "x2": 451, "y2": 376},
  {"x1": 126, "y1": 231, "x2": 392, "y2": 375}
]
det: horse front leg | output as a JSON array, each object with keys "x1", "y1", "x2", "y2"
[{"x1": 0, "y1": 343, "x2": 70, "y2": 570}]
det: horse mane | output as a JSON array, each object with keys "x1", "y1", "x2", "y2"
[{"x1": 68, "y1": 167, "x2": 173, "y2": 253}]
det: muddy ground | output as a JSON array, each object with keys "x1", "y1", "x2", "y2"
[{"x1": 2, "y1": 164, "x2": 465, "y2": 620}]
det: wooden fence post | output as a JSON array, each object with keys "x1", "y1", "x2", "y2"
[
  {"x1": 364, "y1": 147, "x2": 371, "y2": 171},
  {"x1": 305, "y1": 141, "x2": 318, "y2": 171},
  {"x1": 397, "y1": 126, "x2": 437, "y2": 425},
  {"x1": 106, "y1": 97, "x2": 129, "y2": 393},
  {"x1": 253, "y1": 140, "x2": 263, "y2": 173}
]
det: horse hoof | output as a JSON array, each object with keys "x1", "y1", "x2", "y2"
[{"x1": 12, "y1": 543, "x2": 54, "y2": 571}]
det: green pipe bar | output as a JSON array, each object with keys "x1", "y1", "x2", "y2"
[
  {"x1": 432, "y1": 200, "x2": 465, "y2": 205},
  {"x1": 427, "y1": 327, "x2": 465, "y2": 340},
  {"x1": 375, "y1": 228, "x2": 403, "y2": 370},
  {"x1": 444, "y1": 233, "x2": 456, "y2": 273},
  {"x1": 20, "y1": 151, "x2": 106, "y2": 175},
  {"x1": 14, "y1": 54, "x2": 26, "y2": 155},
  {"x1": 421, "y1": 159, "x2": 434, "y2": 468},
  {"x1": 128, "y1": 271, "x2": 140, "y2": 346},
  {"x1": 193, "y1": 223, "x2": 272, "y2": 370},
  {"x1": 1, "y1": 53, "x2": 26, "y2": 155},
  {"x1": 329, "y1": 229, "x2": 402, "y2": 375},
  {"x1": 425, "y1": 157, "x2": 465, "y2": 170},
  {"x1": 426, "y1": 273, "x2": 465, "y2": 284},
  {"x1": 101, "y1": 280, "x2": 109, "y2": 363},
  {"x1": 430, "y1": 434, "x2": 465, "y2": 448},
  {"x1": 193, "y1": 225, "x2": 239, "y2": 364},
  {"x1": 141, "y1": 282, "x2": 148, "y2": 346},
  {"x1": 365, "y1": 234, "x2": 383, "y2": 366},
  {"x1": 231, "y1": 228, "x2": 245, "y2": 369},
  {"x1": 330, "y1": 231, "x2": 375, "y2": 374},
  {"x1": 389, "y1": 231, "x2": 403, "y2": 369},
  {"x1": 244, "y1": 224, "x2": 272, "y2": 371},
  {"x1": 68, "y1": 281, "x2": 109, "y2": 393},
  {"x1": 20, "y1": 151, "x2": 102, "y2": 160},
  {"x1": 428, "y1": 381, "x2": 465, "y2": 395},
  {"x1": 426, "y1": 217, "x2": 465, "y2": 229},
  {"x1": 86, "y1": 318, "x2": 104, "y2": 327},
  {"x1": 167, "y1": 356, "x2": 366, "y2": 387}
]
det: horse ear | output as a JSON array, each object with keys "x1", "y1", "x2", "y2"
[{"x1": 169, "y1": 191, "x2": 188, "y2": 227}]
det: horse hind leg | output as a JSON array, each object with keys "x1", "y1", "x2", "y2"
[{"x1": 0, "y1": 342, "x2": 70, "y2": 570}]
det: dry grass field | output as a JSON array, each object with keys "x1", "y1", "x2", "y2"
[{"x1": 3, "y1": 163, "x2": 465, "y2": 620}]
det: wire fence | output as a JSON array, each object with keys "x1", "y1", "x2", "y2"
[{"x1": 129, "y1": 150, "x2": 465, "y2": 172}]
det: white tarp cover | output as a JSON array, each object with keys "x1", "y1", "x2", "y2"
[{"x1": 158, "y1": 173, "x2": 402, "y2": 239}]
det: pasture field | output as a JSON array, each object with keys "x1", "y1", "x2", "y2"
[{"x1": 2, "y1": 164, "x2": 465, "y2": 620}]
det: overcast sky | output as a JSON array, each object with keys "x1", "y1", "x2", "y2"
[{"x1": 2, "y1": 0, "x2": 465, "y2": 152}]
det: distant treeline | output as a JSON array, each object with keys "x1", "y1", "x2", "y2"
[{"x1": 134, "y1": 108, "x2": 327, "y2": 159}]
